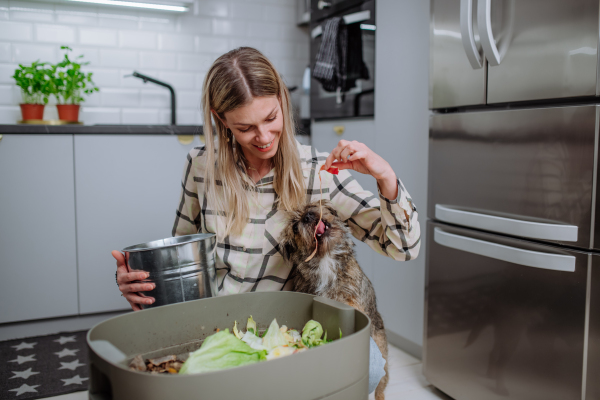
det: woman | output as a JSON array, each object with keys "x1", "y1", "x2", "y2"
[{"x1": 113, "y1": 47, "x2": 420, "y2": 310}]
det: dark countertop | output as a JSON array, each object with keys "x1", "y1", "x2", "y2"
[{"x1": 0, "y1": 124, "x2": 203, "y2": 135}]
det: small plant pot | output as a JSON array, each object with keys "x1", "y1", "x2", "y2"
[
  {"x1": 57, "y1": 104, "x2": 80, "y2": 122},
  {"x1": 20, "y1": 104, "x2": 45, "y2": 120}
]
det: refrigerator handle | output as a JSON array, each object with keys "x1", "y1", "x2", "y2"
[
  {"x1": 435, "y1": 205, "x2": 578, "y2": 242},
  {"x1": 434, "y1": 228, "x2": 576, "y2": 272},
  {"x1": 460, "y1": 0, "x2": 483, "y2": 69},
  {"x1": 477, "y1": 0, "x2": 502, "y2": 66}
]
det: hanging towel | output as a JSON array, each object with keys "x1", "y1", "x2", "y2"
[{"x1": 312, "y1": 17, "x2": 370, "y2": 100}]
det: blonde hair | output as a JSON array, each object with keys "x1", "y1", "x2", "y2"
[{"x1": 202, "y1": 47, "x2": 306, "y2": 239}]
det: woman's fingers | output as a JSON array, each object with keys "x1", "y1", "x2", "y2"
[
  {"x1": 117, "y1": 271, "x2": 148, "y2": 285},
  {"x1": 122, "y1": 282, "x2": 156, "y2": 293},
  {"x1": 348, "y1": 150, "x2": 368, "y2": 161},
  {"x1": 124, "y1": 292, "x2": 155, "y2": 306}
]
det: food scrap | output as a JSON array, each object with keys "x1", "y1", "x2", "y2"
[{"x1": 305, "y1": 165, "x2": 338, "y2": 262}]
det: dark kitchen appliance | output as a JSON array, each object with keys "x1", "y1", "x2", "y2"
[
  {"x1": 425, "y1": 1, "x2": 600, "y2": 399},
  {"x1": 310, "y1": 0, "x2": 375, "y2": 120},
  {"x1": 87, "y1": 292, "x2": 371, "y2": 400}
]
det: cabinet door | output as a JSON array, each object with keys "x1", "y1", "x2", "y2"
[
  {"x1": 430, "y1": 0, "x2": 487, "y2": 109},
  {"x1": 424, "y1": 221, "x2": 587, "y2": 400},
  {"x1": 74, "y1": 135, "x2": 201, "y2": 314},
  {"x1": 0, "y1": 135, "x2": 78, "y2": 323},
  {"x1": 311, "y1": 119, "x2": 377, "y2": 280},
  {"x1": 486, "y1": 0, "x2": 598, "y2": 104}
]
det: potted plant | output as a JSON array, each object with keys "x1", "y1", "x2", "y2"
[
  {"x1": 52, "y1": 46, "x2": 99, "y2": 122},
  {"x1": 12, "y1": 60, "x2": 53, "y2": 120}
]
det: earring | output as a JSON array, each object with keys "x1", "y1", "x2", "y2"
[{"x1": 226, "y1": 128, "x2": 231, "y2": 143}]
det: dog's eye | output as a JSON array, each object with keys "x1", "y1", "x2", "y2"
[
  {"x1": 293, "y1": 223, "x2": 298, "y2": 234},
  {"x1": 303, "y1": 214, "x2": 311, "y2": 223}
]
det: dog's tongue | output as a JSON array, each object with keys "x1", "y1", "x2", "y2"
[{"x1": 316, "y1": 220, "x2": 326, "y2": 235}]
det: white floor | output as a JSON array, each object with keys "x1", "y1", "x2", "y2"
[{"x1": 45, "y1": 345, "x2": 451, "y2": 400}]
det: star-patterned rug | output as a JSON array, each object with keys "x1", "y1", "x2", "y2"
[{"x1": 0, "y1": 331, "x2": 89, "y2": 399}]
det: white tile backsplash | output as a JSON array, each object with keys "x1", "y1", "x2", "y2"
[
  {"x1": 35, "y1": 24, "x2": 76, "y2": 44},
  {"x1": 0, "y1": 0, "x2": 309, "y2": 124}
]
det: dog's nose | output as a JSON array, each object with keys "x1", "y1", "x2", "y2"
[{"x1": 302, "y1": 213, "x2": 316, "y2": 224}]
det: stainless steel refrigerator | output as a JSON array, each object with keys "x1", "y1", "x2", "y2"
[{"x1": 425, "y1": 1, "x2": 600, "y2": 399}]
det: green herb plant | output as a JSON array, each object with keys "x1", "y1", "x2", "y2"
[
  {"x1": 12, "y1": 60, "x2": 54, "y2": 104},
  {"x1": 52, "y1": 46, "x2": 99, "y2": 104}
]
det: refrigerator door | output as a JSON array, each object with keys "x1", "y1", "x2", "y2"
[
  {"x1": 424, "y1": 221, "x2": 587, "y2": 400},
  {"x1": 484, "y1": 0, "x2": 599, "y2": 104},
  {"x1": 430, "y1": 0, "x2": 487, "y2": 109},
  {"x1": 429, "y1": 105, "x2": 597, "y2": 249},
  {"x1": 587, "y1": 255, "x2": 600, "y2": 400}
]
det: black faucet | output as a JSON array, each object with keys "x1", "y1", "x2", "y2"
[{"x1": 128, "y1": 71, "x2": 177, "y2": 125}]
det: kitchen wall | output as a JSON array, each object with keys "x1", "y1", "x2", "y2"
[{"x1": 0, "y1": 0, "x2": 309, "y2": 125}]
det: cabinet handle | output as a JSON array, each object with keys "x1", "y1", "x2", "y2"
[
  {"x1": 435, "y1": 205, "x2": 578, "y2": 242},
  {"x1": 0, "y1": 134, "x2": 3, "y2": 142},
  {"x1": 177, "y1": 135, "x2": 193, "y2": 145},
  {"x1": 434, "y1": 228, "x2": 576, "y2": 272},
  {"x1": 333, "y1": 126, "x2": 345, "y2": 135},
  {"x1": 460, "y1": 0, "x2": 483, "y2": 69}
]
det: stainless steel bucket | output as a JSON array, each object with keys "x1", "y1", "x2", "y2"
[{"x1": 122, "y1": 233, "x2": 218, "y2": 309}]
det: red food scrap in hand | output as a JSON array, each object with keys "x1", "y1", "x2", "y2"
[{"x1": 320, "y1": 165, "x2": 339, "y2": 175}]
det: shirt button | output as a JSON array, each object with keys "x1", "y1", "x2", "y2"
[{"x1": 242, "y1": 246, "x2": 246, "y2": 251}]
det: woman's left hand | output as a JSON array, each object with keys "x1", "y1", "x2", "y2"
[{"x1": 324, "y1": 140, "x2": 398, "y2": 200}]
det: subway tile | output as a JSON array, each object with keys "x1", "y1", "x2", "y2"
[
  {"x1": 0, "y1": 63, "x2": 17, "y2": 84},
  {"x1": 177, "y1": 53, "x2": 213, "y2": 72},
  {"x1": 0, "y1": 0, "x2": 8, "y2": 20},
  {"x1": 212, "y1": 19, "x2": 247, "y2": 37},
  {"x1": 122, "y1": 108, "x2": 159, "y2": 124},
  {"x1": 79, "y1": 107, "x2": 121, "y2": 125},
  {"x1": 9, "y1": 9, "x2": 53, "y2": 23},
  {"x1": 86, "y1": 68, "x2": 121, "y2": 88},
  {"x1": 11, "y1": 84, "x2": 22, "y2": 104},
  {"x1": 140, "y1": 15, "x2": 175, "y2": 32},
  {"x1": 0, "y1": 84, "x2": 13, "y2": 104},
  {"x1": 229, "y1": 38, "x2": 265, "y2": 53},
  {"x1": 100, "y1": 88, "x2": 139, "y2": 107},
  {"x1": 0, "y1": 21, "x2": 33, "y2": 42},
  {"x1": 56, "y1": 12, "x2": 98, "y2": 26},
  {"x1": 140, "y1": 88, "x2": 170, "y2": 108},
  {"x1": 98, "y1": 11, "x2": 139, "y2": 29},
  {"x1": 230, "y1": 2, "x2": 264, "y2": 20},
  {"x1": 0, "y1": 105, "x2": 20, "y2": 124},
  {"x1": 35, "y1": 24, "x2": 75, "y2": 44},
  {"x1": 140, "y1": 51, "x2": 177, "y2": 70},
  {"x1": 195, "y1": 72, "x2": 206, "y2": 90},
  {"x1": 120, "y1": 68, "x2": 156, "y2": 88},
  {"x1": 43, "y1": 104, "x2": 58, "y2": 120},
  {"x1": 247, "y1": 21, "x2": 279, "y2": 39},
  {"x1": 278, "y1": 24, "x2": 309, "y2": 43},
  {"x1": 13, "y1": 43, "x2": 57, "y2": 63},
  {"x1": 264, "y1": 5, "x2": 296, "y2": 23},
  {"x1": 159, "y1": 109, "x2": 200, "y2": 125},
  {"x1": 119, "y1": 30, "x2": 157, "y2": 49},
  {"x1": 195, "y1": 1, "x2": 228, "y2": 18},
  {"x1": 296, "y1": 42, "x2": 309, "y2": 59},
  {"x1": 158, "y1": 33, "x2": 194, "y2": 52},
  {"x1": 178, "y1": 90, "x2": 201, "y2": 110},
  {"x1": 177, "y1": 15, "x2": 212, "y2": 35},
  {"x1": 0, "y1": 42, "x2": 10, "y2": 62},
  {"x1": 263, "y1": 41, "x2": 296, "y2": 59},
  {"x1": 158, "y1": 71, "x2": 196, "y2": 90},
  {"x1": 99, "y1": 49, "x2": 139, "y2": 68},
  {"x1": 82, "y1": 90, "x2": 100, "y2": 106},
  {"x1": 79, "y1": 28, "x2": 117, "y2": 46},
  {"x1": 194, "y1": 35, "x2": 230, "y2": 54}
]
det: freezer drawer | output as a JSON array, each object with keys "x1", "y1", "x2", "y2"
[
  {"x1": 485, "y1": 0, "x2": 599, "y2": 104},
  {"x1": 424, "y1": 221, "x2": 587, "y2": 400},
  {"x1": 429, "y1": 105, "x2": 597, "y2": 249},
  {"x1": 430, "y1": 0, "x2": 487, "y2": 109}
]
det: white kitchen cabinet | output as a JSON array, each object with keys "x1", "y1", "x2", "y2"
[
  {"x1": 74, "y1": 135, "x2": 202, "y2": 314},
  {"x1": 0, "y1": 134, "x2": 79, "y2": 323},
  {"x1": 311, "y1": 119, "x2": 378, "y2": 281}
]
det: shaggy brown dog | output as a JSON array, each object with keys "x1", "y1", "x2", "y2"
[{"x1": 280, "y1": 200, "x2": 389, "y2": 400}]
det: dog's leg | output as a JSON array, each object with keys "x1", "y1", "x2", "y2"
[{"x1": 373, "y1": 328, "x2": 389, "y2": 400}]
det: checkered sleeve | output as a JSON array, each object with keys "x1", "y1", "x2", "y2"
[
  {"x1": 172, "y1": 147, "x2": 204, "y2": 236},
  {"x1": 328, "y1": 169, "x2": 421, "y2": 261}
]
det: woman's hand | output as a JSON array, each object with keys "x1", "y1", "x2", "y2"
[
  {"x1": 112, "y1": 250, "x2": 155, "y2": 311},
  {"x1": 324, "y1": 140, "x2": 398, "y2": 200}
]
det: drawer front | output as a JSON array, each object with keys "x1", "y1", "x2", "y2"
[
  {"x1": 429, "y1": 105, "x2": 597, "y2": 249},
  {"x1": 424, "y1": 221, "x2": 587, "y2": 400}
]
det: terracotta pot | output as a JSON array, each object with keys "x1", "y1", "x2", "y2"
[
  {"x1": 57, "y1": 104, "x2": 80, "y2": 122},
  {"x1": 20, "y1": 104, "x2": 44, "y2": 120}
]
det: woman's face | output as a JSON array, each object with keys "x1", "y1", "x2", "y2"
[{"x1": 222, "y1": 96, "x2": 283, "y2": 166}]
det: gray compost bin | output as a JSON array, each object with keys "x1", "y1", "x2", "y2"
[{"x1": 87, "y1": 292, "x2": 371, "y2": 400}]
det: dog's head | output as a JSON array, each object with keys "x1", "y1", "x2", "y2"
[{"x1": 280, "y1": 200, "x2": 350, "y2": 263}]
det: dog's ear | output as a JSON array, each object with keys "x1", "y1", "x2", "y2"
[
  {"x1": 324, "y1": 202, "x2": 338, "y2": 218},
  {"x1": 279, "y1": 227, "x2": 298, "y2": 261}
]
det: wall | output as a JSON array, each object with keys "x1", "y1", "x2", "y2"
[
  {"x1": 0, "y1": 0, "x2": 309, "y2": 125},
  {"x1": 373, "y1": 0, "x2": 430, "y2": 355}
]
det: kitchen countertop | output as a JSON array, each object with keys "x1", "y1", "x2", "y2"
[{"x1": 0, "y1": 124, "x2": 203, "y2": 135}]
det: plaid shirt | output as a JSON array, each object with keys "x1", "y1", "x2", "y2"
[{"x1": 172, "y1": 141, "x2": 421, "y2": 295}]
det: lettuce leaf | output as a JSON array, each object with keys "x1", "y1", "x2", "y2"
[
  {"x1": 301, "y1": 320, "x2": 324, "y2": 347},
  {"x1": 262, "y1": 319, "x2": 288, "y2": 351},
  {"x1": 179, "y1": 329, "x2": 267, "y2": 375}
]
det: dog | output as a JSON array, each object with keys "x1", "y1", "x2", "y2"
[{"x1": 280, "y1": 200, "x2": 389, "y2": 400}]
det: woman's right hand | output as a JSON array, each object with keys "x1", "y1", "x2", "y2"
[{"x1": 112, "y1": 250, "x2": 156, "y2": 311}]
